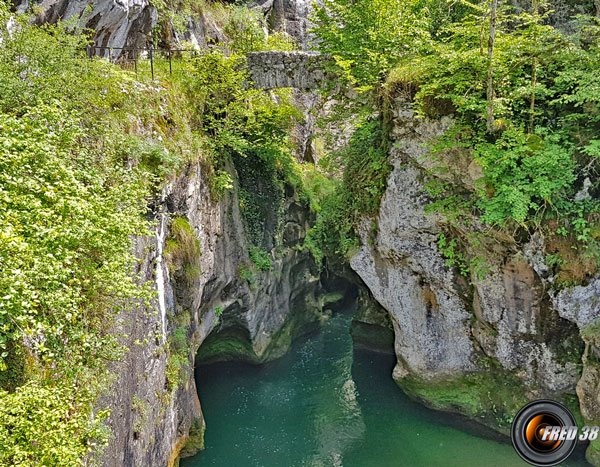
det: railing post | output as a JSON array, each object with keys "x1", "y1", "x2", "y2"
[
  {"x1": 134, "y1": 48, "x2": 137, "y2": 75},
  {"x1": 168, "y1": 49, "x2": 172, "y2": 75},
  {"x1": 150, "y1": 46, "x2": 154, "y2": 80}
]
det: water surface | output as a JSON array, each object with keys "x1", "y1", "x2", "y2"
[{"x1": 182, "y1": 309, "x2": 588, "y2": 467}]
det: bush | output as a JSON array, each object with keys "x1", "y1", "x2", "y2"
[
  {"x1": 249, "y1": 247, "x2": 272, "y2": 271},
  {"x1": 0, "y1": 105, "x2": 149, "y2": 374},
  {"x1": 164, "y1": 217, "x2": 202, "y2": 283},
  {"x1": 0, "y1": 382, "x2": 110, "y2": 466}
]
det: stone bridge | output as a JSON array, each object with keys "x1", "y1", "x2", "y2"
[{"x1": 246, "y1": 51, "x2": 326, "y2": 90}]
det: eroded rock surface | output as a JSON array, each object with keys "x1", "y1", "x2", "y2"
[
  {"x1": 350, "y1": 97, "x2": 587, "y2": 430},
  {"x1": 15, "y1": 0, "x2": 157, "y2": 52},
  {"x1": 101, "y1": 154, "x2": 329, "y2": 466}
]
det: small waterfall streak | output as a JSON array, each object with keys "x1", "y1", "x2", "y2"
[{"x1": 155, "y1": 205, "x2": 168, "y2": 344}]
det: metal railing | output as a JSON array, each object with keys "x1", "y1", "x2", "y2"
[{"x1": 85, "y1": 45, "x2": 221, "y2": 80}]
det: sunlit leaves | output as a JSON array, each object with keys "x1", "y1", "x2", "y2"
[
  {"x1": 311, "y1": 0, "x2": 434, "y2": 89},
  {"x1": 0, "y1": 104, "x2": 149, "y2": 373},
  {"x1": 0, "y1": 382, "x2": 110, "y2": 466}
]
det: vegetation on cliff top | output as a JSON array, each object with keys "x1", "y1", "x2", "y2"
[{"x1": 310, "y1": 0, "x2": 600, "y2": 286}]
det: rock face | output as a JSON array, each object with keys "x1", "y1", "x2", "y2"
[
  {"x1": 350, "y1": 163, "x2": 476, "y2": 379},
  {"x1": 255, "y1": 0, "x2": 318, "y2": 49},
  {"x1": 98, "y1": 231, "x2": 201, "y2": 467},
  {"x1": 350, "y1": 97, "x2": 587, "y2": 431},
  {"x1": 100, "y1": 157, "x2": 328, "y2": 466},
  {"x1": 15, "y1": 0, "x2": 157, "y2": 52}
]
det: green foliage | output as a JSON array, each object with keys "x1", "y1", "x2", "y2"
[
  {"x1": 239, "y1": 264, "x2": 256, "y2": 284},
  {"x1": 437, "y1": 233, "x2": 489, "y2": 280},
  {"x1": 171, "y1": 324, "x2": 188, "y2": 352},
  {"x1": 311, "y1": 0, "x2": 600, "y2": 282},
  {"x1": 0, "y1": 10, "x2": 89, "y2": 112},
  {"x1": 166, "y1": 325, "x2": 190, "y2": 392},
  {"x1": 209, "y1": 169, "x2": 234, "y2": 199},
  {"x1": 179, "y1": 46, "x2": 305, "y2": 263},
  {"x1": 121, "y1": 137, "x2": 180, "y2": 180},
  {"x1": 340, "y1": 120, "x2": 392, "y2": 216},
  {"x1": 238, "y1": 188, "x2": 267, "y2": 247},
  {"x1": 248, "y1": 247, "x2": 272, "y2": 271},
  {"x1": 0, "y1": 341, "x2": 26, "y2": 392},
  {"x1": 304, "y1": 187, "x2": 357, "y2": 266},
  {"x1": 0, "y1": 105, "x2": 150, "y2": 373},
  {"x1": 164, "y1": 216, "x2": 201, "y2": 283},
  {"x1": 185, "y1": 50, "x2": 300, "y2": 168},
  {"x1": 0, "y1": 0, "x2": 312, "y2": 463},
  {"x1": 132, "y1": 395, "x2": 149, "y2": 434},
  {"x1": 298, "y1": 163, "x2": 337, "y2": 213},
  {"x1": 304, "y1": 119, "x2": 390, "y2": 265},
  {"x1": 473, "y1": 131, "x2": 576, "y2": 226},
  {"x1": 212, "y1": 306, "x2": 223, "y2": 327},
  {"x1": 0, "y1": 382, "x2": 110, "y2": 466},
  {"x1": 437, "y1": 232, "x2": 469, "y2": 276},
  {"x1": 311, "y1": 0, "x2": 434, "y2": 91},
  {"x1": 400, "y1": 6, "x2": 600, "y2": 232}
]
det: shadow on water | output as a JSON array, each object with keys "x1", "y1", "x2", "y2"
[{"x1": 181, "y1": 308, "x2": 589, "y2": 467}]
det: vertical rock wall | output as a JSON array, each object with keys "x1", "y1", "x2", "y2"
[
  {"x1": 349, "y1": 97, "x2": 587, "y2": 431},
  {"x1": 100, "y1": 157, "x2": 328, "y2": 466},
  {"x1": 15, "y1": 0, "x2": 157, "y2": 51}
]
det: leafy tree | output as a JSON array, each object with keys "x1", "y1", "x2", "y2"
[{"x1": 311, "y1": 0, "x2": 434, "y2": 91}]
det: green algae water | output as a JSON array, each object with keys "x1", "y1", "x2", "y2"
[{"x1": 182, "y1": 309, "x2": 588, "y2": 467}]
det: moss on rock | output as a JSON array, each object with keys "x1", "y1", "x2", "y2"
[
  {"x1": 195, "y1": 325, "x2": 259, "y2": 364},
  {"x1": 587, "y1": 437, "x2": 600, "y2": 466},
  {"x1": 196, "y1": 301, "x2": 326, "y2": 365},
  {"x1": 180, "y1": 417, "x2": 205, "y2": 458},
  {"x1": 396, "y1": 368, "x2": 530, "y2": 434}
]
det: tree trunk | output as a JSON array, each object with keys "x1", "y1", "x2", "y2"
[{"x1": 486, "y1": 0, "x2": 498, "y2": 133}]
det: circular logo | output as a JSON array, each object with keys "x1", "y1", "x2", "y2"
[{"x1": 511, "y1": 400, "x2": 578, "y2": 466}]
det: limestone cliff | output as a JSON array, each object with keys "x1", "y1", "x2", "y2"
[
  {"x1": 100, "y1": 155, "x2": 329, "y2": 466},
  {"x1": 349, "y1": 96, "x2": 597, "y2": 443},
  {"x1": 14, "y1": 0, "x2": 157, "y2": 51}
]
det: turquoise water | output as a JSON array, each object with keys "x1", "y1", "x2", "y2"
[{"x1": 182, "y1": 309, "x2": 588, "y2": 467}]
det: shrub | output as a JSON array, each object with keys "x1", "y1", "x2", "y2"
[
  {"x1": 164, "y1": 217, "x2": 202, "y2": 283},
  {"x1": 0, "y1": 382, "x2": 110, "y2": 466},
  {"x1": 249, "y1": 247, "x2": 272, "y2": 271}
]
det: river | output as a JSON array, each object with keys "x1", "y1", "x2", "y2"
[{"x1": 182, "y1": 308, "x2": 588, "y2": 467}]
